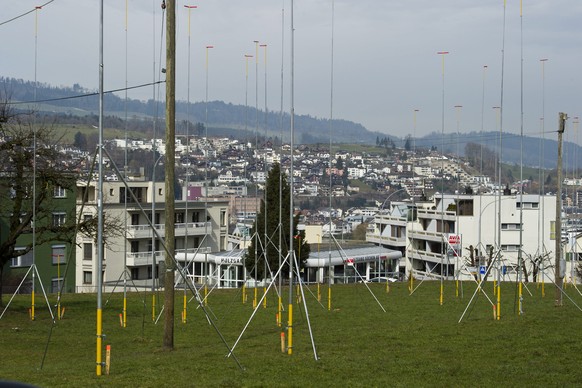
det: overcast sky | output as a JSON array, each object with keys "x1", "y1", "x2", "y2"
[{"x1": 3, "y1": 1, "x2": 582, "y2": 141}]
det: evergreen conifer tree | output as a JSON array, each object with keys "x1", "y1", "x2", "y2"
[{"x1": 244, "y1": 163, "x2": 310, "y2": 280}]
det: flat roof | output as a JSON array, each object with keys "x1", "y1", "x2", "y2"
[{"x1": 306, "y1": 245, "x2": 402, "y2": 267}]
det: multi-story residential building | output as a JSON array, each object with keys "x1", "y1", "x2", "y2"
[
  {"x1": 2, "y1": 182, "x2": 77, "y2": 297},
  {"x1": 75, "y1": 180, "x2": 229, "y2": 292},
  {"x1": 367, "y1": 193, "x2": 557, "y2": 282}
]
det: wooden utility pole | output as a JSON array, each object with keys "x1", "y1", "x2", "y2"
[
  {"x1": 555, "y1": 112, "x2": 567, "y2": 306},
  {"x1": 163, "y1": 0, "x2": 176, "y2": 349}
]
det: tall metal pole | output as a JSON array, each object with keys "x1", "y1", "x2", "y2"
[
  {"x1": 409, "y1": 108, "x2": 419, "y2": 294},
  {"x1": 540, "y1": 58, "x2": 548, "y2": 273},
  {"x1": 151, "y1": 155, "x2": 161, "y2": 321},
  {"x1": 480, "y1": 65, "x2": 487, "y2": 177},
  {"x1": 31, "y1": 4, "x2": 42, "y2": 322},
  {"x1": 287, "y1": 0, "x2": 295, "y2": 356},
  {"x1": 437, "y1": 51, "x2": 448, "y2": 306},
  {"x1": 163, "y1": 0, "x2": 176, "y2": 350},
  {"x1": 327, "y1": 0, "x2": 335, "y2": 312},
  {"x1": 253, "y1": 39, "x2": 259, "y2": 310},
  {"x1": 151, "y1": 0, "x2": 159, "y2": 319},
  {"x1": 261, "y1": 43, "x2": 268, "y2": 308},
  {"x1": 243, "y1": 53, "x2": 252, "y2": 306},
  {"x1": 96, "y1": 0, "x2": 105, "y2": 376},
  {"x1": 204, "y1": 44, "x2": 213, "y2": 305},
  {"x1": 122, "y1": 0, "x2": 129, "y2": 329},
  {"x1": 517, "y1": 0, "x2": 524, "y2": 315},
  {"x1": 496, "y1": 0, "x2": 507, "y2": 320},
  {"x1": 555, "y1": 112, "x2": 567, "y2": 306},
  {"x1": 183, "y1": 4, "x2": 197, "y2": 322},
  {"x1": 277, "y1": 0, "x2": 284, "y2": 326},
  {"x1": 454, "y1": 104, "x2": 462, "y2": 298}
]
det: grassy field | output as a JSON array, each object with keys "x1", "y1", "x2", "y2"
[{"x1": 1, "y1": 280, "x2": 581, "y2": 387}]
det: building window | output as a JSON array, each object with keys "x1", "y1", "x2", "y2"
[
  {"x1": 175, "y1": 212, "x2": 185, "y2": 224},
  {"x1": 120, "y1": 187, "x2": 144, "y2": 204},
  {"x1": 53, "y1": 185, "x2": 66, "y2": 198},
  {"x1": 52, "y1": 212, "x2": 66, "y2": 227},
  {"x1": 11, "y1": 248, "x2": 33, "y2": 267},
  {"x1": 501, "y1": 223, "x2": 521, "y2": 230},
  {"x1": 130, "y1": 241, "x2": 139, "y2": 253},
  {"x1": 501, "y1": 244, "x2": 520, "y2": 252},
  {"x1": 83, "y1": 271, "x2": 92, "y2": 284},
  {"x1": 517, "y1": 201, "x2": 539, "y2": 209},
  {"x1": 457, "y1": 200, "x2": 474, "y2": 216},
  {"x1": 131, "y1": 268, "x2": 139, "y2": 280},
  {"x1": 221, "y1": 210, "x2": 227, "y2": 226},
  {"x1": 83, "y1": 243, "x2": 92, "y2": 260},
  {"x1": 51, "y1": 278, "x2": 63, "y2": 293},
  {"x1": 131, "y1": 213, "x2": 140, "y2": 226},
  {"x1": 52, "y1": 245, "x2": 66, "y2": 264}
]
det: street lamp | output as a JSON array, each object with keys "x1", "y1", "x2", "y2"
[
  {"x1": 379, "y1": 187, "x2": 408, "y2": 212},
  {"x1": 477, "y1": 194, "x2": 519, "y2": 319}
]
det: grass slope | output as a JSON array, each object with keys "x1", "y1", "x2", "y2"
[{"x1": 1, "y1": 281, "x2": 581, "y2": 387}]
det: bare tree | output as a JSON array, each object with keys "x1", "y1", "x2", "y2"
[{"x1": 0, "y1": 98, "x2": 122, "y2": 305}]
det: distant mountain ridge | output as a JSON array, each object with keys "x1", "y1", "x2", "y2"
[
  {"x1": 416, "y1": 131, "x2": 582, "y2": 170},
  {"x1": 1, "y1": 76, "x2": 389, "y2": 145},
  {"x1": 3, "y1": 76, "x2": 580, "y2": 170}
]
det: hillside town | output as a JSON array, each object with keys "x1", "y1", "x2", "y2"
[{"x1": 3, "y1": 129, "x2": 582, "y2": 299}]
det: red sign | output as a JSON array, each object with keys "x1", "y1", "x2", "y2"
[{"x1": 448, "y1": 235, "x2": 461, "y2": 244}]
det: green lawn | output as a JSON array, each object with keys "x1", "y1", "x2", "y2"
[{"x1": 1, "y1": 281, "x2": 581, "y2": 387}]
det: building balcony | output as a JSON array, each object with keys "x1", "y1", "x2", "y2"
[
  {"x1": 366, "y1": 233, "x2": 407, "y2": 247},
  {"x1": 126, "y1": 247, "x2": 211, "y2": 267},
  {"x1": 126, "y1": 251, "x2": 164, "y2": 267},
  {"x1": 373, "y1": 213, "x2": 407, "y2": 227},
  {"x1": 407, "y1": 248, "x2": 443, "y2": 264},
  {"x1": 417, "y1": 209, "x2": 456, "y2": 221},
  {"x1": 409, "y1": 230, "x2": 444, "y2": 243},
  {"x1": 175, "y1": 222, "x2": 212, "y2": 237},
  {"x1": 126, "y1": 222, "x2": 211, "y2": 239}
]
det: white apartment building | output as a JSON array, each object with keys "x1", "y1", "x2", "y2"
[
  {"x1": 347, "y1": 167, "x2": 366, "y2": 179},
  {"x1": 367, "y1": 193, "x2": 558, "y2": 283},
  {"x1": 75, "y1": 180, "x2": 230, "y2": 292}
]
